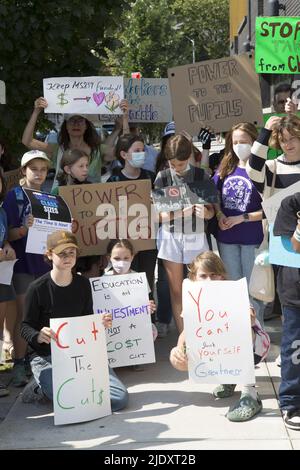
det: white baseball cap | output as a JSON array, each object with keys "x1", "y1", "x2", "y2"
[{"x1": 21, "y1": 150, "x2": 50, "y2": 167}]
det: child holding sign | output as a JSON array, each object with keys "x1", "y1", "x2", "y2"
[
  {"x1": 20, "y1": 230, "x2": 128, "y2": 412},
  {"x1": 3, "y1": 150, "x2": 51, "y2": 387},
  {"x1": 169, "y1": 251, "x2": 270, "y2": 422}
]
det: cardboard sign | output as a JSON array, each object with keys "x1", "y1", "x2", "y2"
[
  {"x1": 50, "y1": 314, "x2": 111, "y2": 425},
  {"x1": 255, "y1": 17, "x2": 300, "y2": 74},
  {"x1": 23, "y1": 189, "x2": 72, "y2": 255},
  {"x1": 262, "y1": 181, "x2": 300, "y2": 225},
  {"x1": 269, "y1": 223, "x2": 300, "y2": 268},
  {"x1": 183, "y1": 278, "x2": 255, "y2": 384},
  {"x1": 59, "y1": 180, "x2": 156, "y2": 256},
  {"x1": 0, "y1": 80, "x2": 5, "y2": 104},
  {"x1": 91, "y1": 272, "x2": 156, "y2": 368},
  {"x1": 168, "y1": 54, "x2": 263, "y2": 134},
  {"x1": 43, "y1": 76, "x2": 124, "y2": 114},
  {"x1": 152, "y1": 180, "x2": 219, "y2": 213},
  {"x1": 3, "y1": 169, "x2": 20, "y2": 191}
]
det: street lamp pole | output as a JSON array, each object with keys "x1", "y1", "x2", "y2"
[{"x1": 172, "y1": 22, "x2": 196, "y2": 64}]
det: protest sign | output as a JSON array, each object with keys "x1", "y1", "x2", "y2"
[
  {"x1": 255, "y1": 17, "x2": 300, "y2": 74},
  {"x1": 50, "y1": 314, "x2": 111, "y2": 425},
  {"x1": 3, "y1": 169, "x2": 20, "y2": 191},
  {"x1": 183, "y1": 278, "x2": 255, "y2": 384},
  {"x1": 43, "y1": 76, "x2": 124, "y2": 114},
  {"x1": 91, "y1": 272, "x2": 155, "y2": 368},
  {"x1": 124, "y1": 78, "x2": 172, "y2": 122},
  {"x1": 0, "y1": 260, "x2": 18, "y2": 285},
  {"x1": 269, "y1": 223, "x2": 300, "y2": 268},
  {"x1": 152, "y1": 180, "x2": 219, "y2": 213},
  {"x1": 23, "y1": 189, "x2": 72, "y2": 255},
  {"x1": 59, "y1": 180, "x2": 155, "y2": 256},
  {"x1": 262, "y1": 181, "x2": 300, "y2": 225},
  {"x1": 168, "y1": 54, "x2": 263, "y2": 134},
  {"x1": 0, "y1": 80, "x2": 5, "y2": 104}
]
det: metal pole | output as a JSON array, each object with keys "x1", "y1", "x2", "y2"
[{"x1": 191, "y1": 39, "x2": 195, "y2": 64}]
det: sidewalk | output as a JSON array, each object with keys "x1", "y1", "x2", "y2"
[{"x1": 1, "y1": 318, "x2": 300, "y2": 450}]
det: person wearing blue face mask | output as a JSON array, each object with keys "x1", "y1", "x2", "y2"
[{"x1": 107, "y1": 134, "x2": 157, "y2": 304}]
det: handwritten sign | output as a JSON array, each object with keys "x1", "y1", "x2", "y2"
[
  {"x1": 50, "y1": 314, "x2": 111, "y2": 425},
  {"x1": 24, "y1": 189, "x2": 72, "y2": 255},
  {"x1": 59, "y1": 181, "x2": 155, "y2": 256},
  {"x1": 168, "y1": 54, "x2": 263, "y2": 134},
  {"x1": 269, "y1": 223, "x2": 300, "y2": 268},
  {"x1": 183, "y1": 278, "x2": 255, "y2": 384},
  {"x1": 91, "y1": 272, "x2": 155, "y2": 367},
  {"x1": 3, "y1": 169, "x2": 20, "y2": 191},
  {"x1": 256, "y1": 17, "x2": 300, "y2": 74},
  {"x1": 124, "y1": 78, "x2": 172, "y2": 122},
  {"x1": 43, "y1": 76, "x2": 124, "y2": 114},
  {"x1": 152, "y1": 180, "x2": 219, "y2": 213},
  {"x1": 0, "y1": 80, "x2": 5, "y2": 104},
  {"x1": 262, "y1": 181, "x2": 300, "y2": 225}
]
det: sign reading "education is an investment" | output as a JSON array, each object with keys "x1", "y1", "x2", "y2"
[{"x1": 255, "y1": 17, "x2": 300, "y2": 74}]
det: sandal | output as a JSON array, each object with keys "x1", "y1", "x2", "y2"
[
  {"x1": 226, "y1": 393, "x2": 262, "y2": 422},
  {"x1": 213, "y1": 384, "x2": 236, "y2": 398}
]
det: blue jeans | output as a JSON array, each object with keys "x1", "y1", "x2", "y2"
[
  {"x1": 30, "y1": 355, "x2": 128, "y2": 412},
  {"x1": 279, "y1": 306, "x2": 300, "y2": 411},
  {"x1": 218, "y1": 242, "x2": 265, "y2": 327},
  {"x1": 156, "y1": 258, "x2": 173, "y2": 325}
]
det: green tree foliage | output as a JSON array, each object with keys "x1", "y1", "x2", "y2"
[
  {"x1": 106, "y1": 0, "x2": 229, "y2": 76},
  {"x1": 0, "y1": 0, "x2": 127, "y2": 161}
]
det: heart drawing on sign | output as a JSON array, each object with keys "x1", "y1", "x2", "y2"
[{"x1": 93, "y1": 92, "x2": 105, "y2": 106}]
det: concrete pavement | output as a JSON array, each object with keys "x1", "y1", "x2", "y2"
[{"x1": 1, "y1": 318, "x2": 300, "y2": 450}]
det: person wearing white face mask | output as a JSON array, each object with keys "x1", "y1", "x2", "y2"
[{"x1": 213, "y1": 123, "x2": 265, "y2": 327}]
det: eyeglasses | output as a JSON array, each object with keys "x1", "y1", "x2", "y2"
[{"x1": 56, "y1": 250, "x2": 77, "y2": 259}]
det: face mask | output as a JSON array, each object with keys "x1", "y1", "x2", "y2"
[
  {"x1": 233, "y1": 144, "x2": 252, "y2": 161},
  {"x1": 169, "y1": 162, "x2": 191, "y2": 174},
  {"x1": 128, "y1": 152, "x2": 146, "y2": 168},
  {"x1": 111, "y1": 260, "x2": 131, "y2": 274}
]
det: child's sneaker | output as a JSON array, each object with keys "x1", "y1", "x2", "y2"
[
  {"x1": 11, "y1": 364, "x2": 29, "y2": 387},
  {"x1": 213, "y1": 384, "x2": 236, "y2": 398},
  {"x1": 283, "y1": 409, "x2": 300, "y2": 430},
  {"x1": 0, "y1": 382, "x2": 9, "y2": 397},
  {"x1": 226, "y1": 393, "x2": 262, "y2": 422},
  {"x1": 22, "y1": 379, "x2": 49, "y2": 404}
]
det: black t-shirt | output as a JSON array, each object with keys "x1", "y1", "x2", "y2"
[
  {"x1": 107, "y1": 168, "x2": 155, "y2": 186},
  {"x1": 21, "y1": 272, "x2": 93, "y2": 357},
  {"x1": 273, "y1": 193, "x2": 300, "y2": 308}
]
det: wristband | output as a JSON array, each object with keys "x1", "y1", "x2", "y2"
[{"x1": 216, "y1": 210, "x2": 223, "y2": 220}]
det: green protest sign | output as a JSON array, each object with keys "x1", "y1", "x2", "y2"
[{"x1": 255, "y1": 17, "x2": 300, "y2": 74}]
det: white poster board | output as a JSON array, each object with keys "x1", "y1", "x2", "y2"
[
  {"x1": 24, "y1": 189, "x2": 72, "y2": 255},
  {"x1": 43, "y1": 76, "x2": 124, "y2": 114},
  {"x1": 0, "y1": 80, "x2": 5, "y2": 104},
  {"x1": 0, "y1": 260, "x2": 18, "y2": 285},
  {"x1": 262, "y1": 181, "x2": 300, "y2": 224},
  {"x1": 90, "y1": 272, "x2": 156, "y2": 368},
  {"x1": 183, "y1": 278, "x2": 255, "y2": 384},
  {"x1": 50, "y1": 314, "x2": 111, "y2": 426}
]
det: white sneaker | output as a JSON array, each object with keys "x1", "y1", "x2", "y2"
[
  {"x1": 275, "y1": 353, "x2": 281, "y2": 367},
  {"x1": 156, "y1": 322, "x2": 170, "y2": 338}
]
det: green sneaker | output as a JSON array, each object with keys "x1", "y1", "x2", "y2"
[
  {"x1": 226, "y1": 393, "x2": 262, "y2": 422},
  {"x1": 11, "y1": 364, "x2": 29, "y2": 387},
  {"x1": 213, "y1": 384, "x2": 236, "y2": 398}
]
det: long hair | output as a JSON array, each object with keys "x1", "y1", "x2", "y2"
[
  {"x1": 57, "y1": 149, "x2": 89, "y2": 186},
  {"x1": 269, "y1": 114, "x2": 300, "y2": 149},
  {"x1": 58, "y1": 119, "x2": 101, "y2": 152},
  {"x1": 217, "y1": 123, "x2": 258, "y2": 180},
  {"x1": 188, "y1": 251, "x2": 228, "y2": 281},
  {"x1": 115, "y1": 134, "x2": 144, "y2": 167}
]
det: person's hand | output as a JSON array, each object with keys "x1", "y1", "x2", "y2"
[
  {"x1": 198, "y1": 127, "x2": 212, "y2": 150},
  {"x1": 182, "y1": 205, "x2": 194, "y2": 218},
  {"x1": 34, "y1": 97, "x2": 48, "y2": 112},
  {"x1": 194, "y1": 204, "x2": 204, "y2": 219},
  {"x1": 3, "y1": 242, "x2": 16, "y2": 261},
  {"x1": 102, "y1": 313, "x2": 112, "y2": 329},
  {"x1": 149, "y1": 300, "x2": 156, "y2": 314},
  {"x1": 71, "y1": 218, "x2": 77, "y2": 233},
  {"x1": 170, "y1": 345, "x2": 188, "y2": 371},
  {"x1": 37, "y1": 327, "x2": 56, "y2": 344},
  {"x1": 285, "y1": 97, "x2": 298, "y2": 114},
  {"x1": 203, "y1": 204, "x2": 214, "y2": 220},
  {"x1": 217, "y1": 213, "x2": 228, "y2": 230},
  {"x1": 222, "y1": 214, "x2": 244, "y2": 229},
  {"x1": 120, "y1": 99, "x2": 129, "y2": 115},
  {"x1": 24, "y1": 214, "x2": 34, "y2": 229},
  {"x1": 264, "y1": 115, "x2": 282, "y2": 130}
]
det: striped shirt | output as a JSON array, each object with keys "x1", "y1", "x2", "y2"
[{"x1": 246, "y1": 128, "x2": 300, "y2": 200}]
